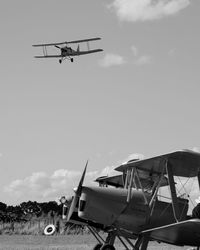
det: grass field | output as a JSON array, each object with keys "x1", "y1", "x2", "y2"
[{"x1": 0, "y1": 234, "x2": 192, "y2": 250}]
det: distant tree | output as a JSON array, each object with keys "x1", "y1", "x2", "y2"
[
  {"x1": 0, "y1": 200, "x2": 62, "y2": 223},
  {"x1": 0, "y1": 202, "x2": 7, "y2": 212},
  {"x1": 6, "y1": 205, "x2": 25, "y2": 222},
  {"x1": 20, "y1": 201, "x2": 41, "y2": 216},
  {"x1": 39, "y1": 201, "x2": 60, "y2": 215}
]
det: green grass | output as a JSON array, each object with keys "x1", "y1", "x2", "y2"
[{"x1": 0, "y1": 235, "x2": 192, "y2": 250}]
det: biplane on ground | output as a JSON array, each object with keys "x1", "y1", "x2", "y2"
[
  {"x1": 65, "y1": 150, "x2": 200, "y2": 250},
  {"x1": 32, "y1": 37, "x2": 103, "y2": 64}
]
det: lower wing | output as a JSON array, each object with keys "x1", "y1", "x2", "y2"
[
  {"x1": 34, "y1": 49, "x2": 103, "y2": 58},
  {"x1": 142, "y1": 218, "x2": 200, "y2": 247},
  {"x1": 74, "y1": 49, "x2": 103, "y2": 56},
  {"x1": 34, "y1": 55, "x2": 61, "y2": 58}
]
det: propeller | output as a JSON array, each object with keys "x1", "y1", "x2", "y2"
[{"x1": 66, "y1": 160, "x2": 88, "y2": 222}]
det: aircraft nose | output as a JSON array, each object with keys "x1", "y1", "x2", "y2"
[{"x1": 78, "y1": 186, "x2": 128, "y2": 226}]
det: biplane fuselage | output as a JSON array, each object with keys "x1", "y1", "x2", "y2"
[
  {"x1": 78, "y1": 186, "x2": 188, "y2": 235},
  {"x1": 61, "y1": 46, "x2": 73, "y2": 57}
]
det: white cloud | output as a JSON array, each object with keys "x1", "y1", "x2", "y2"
[
  {"x1": 109, "y1": 0, "x2": 190, "y2": 22},
  {"x1": 4, "y1": 167, "x2": 118, "y2": 204},
  {"x1": 100, "y1": 166, "x2": 118, "y2": 176},
  {"x1": 5, "y1": 150, "x2": 200, "y2": 209},
  {"x1": 4, "y1": 170, "x2": 80, "y2": 203},
  {"x1": 131, "y1": 45, "x2": 152, "y2": 65},
  {"x1": 4, "y1": 152, "x2": 143, "y2": 203},
  {"x1": 135, "y1": 55, "x2": 152, "y2": 65},
  {"x1": 99, "y1": 53, "x2": 126, "y2": 67},
  {"x1": 99, "y1": 46, "x2": 151, "y2": 67},
  {"x1": 131, "y1": 45, "x2": 139, "y2": 56},
  {"x1": 122, "y1": 153, "x2": 145, "y2": 164},
  {"x1": 191, "y1": 147, "x2": 200, "y2": 153}
]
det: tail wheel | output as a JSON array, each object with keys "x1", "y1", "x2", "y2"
[{"x1": 44, "y1": 224, "x2": 56, "y2": 236}]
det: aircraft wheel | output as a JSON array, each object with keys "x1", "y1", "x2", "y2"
[
  {"x1": 71, "y1": 58, "x2": 74, "y2": 63},
  {"x1": 59, "y1": 59, "x2": 62, "y2": 64},
  {"x1": 93, "y1": 243, "x2": 102, "y2": 250},
  {"x1": 100, "y1": 244, "x2": 115, "y2": 250},
  {"x1": 44, "y1": 224, "x2": 56, "y2": 236}
]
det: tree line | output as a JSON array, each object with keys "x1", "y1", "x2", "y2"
[{"x1": 0, "y1": 201, "x2": 62, "y2": 222}]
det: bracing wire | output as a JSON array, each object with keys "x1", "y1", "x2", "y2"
[{"x1": 176, "y1": 176, "x2": 195, "y2": 208}]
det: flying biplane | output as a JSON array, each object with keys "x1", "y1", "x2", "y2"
[
  {"x1": 32, "y1": 37, "x2": 103, "y2": 64},
  {"x1": 65, "y1": 150, "x2": 200, "y2": 250}
]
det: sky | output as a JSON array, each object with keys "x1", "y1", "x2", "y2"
[{"x1": 0, "y1": 0, "x2": 200, "y2": 206}]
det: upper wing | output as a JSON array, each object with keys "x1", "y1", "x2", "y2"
[
  {"x1": 32, "y1": 38, "x2": 102, "y2": 47},
  {"x1": 115, "y1": 150, "x2": 200, "y2": 177},
  {"x1": 66, "y1": 37, "x2": 101, "y2": 44},
  {"x1": 32, "y1": 42, "x2": 66, "y2": 47},
  {"x1": 142, "y1": 219, "x2": 200, "y2": 247}
]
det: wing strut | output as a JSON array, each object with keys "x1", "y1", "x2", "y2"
[
  {"x1": 198, "y1": 170, "x2": 200, "y2": 191},
  {"x1": 134, "y1": 168, "x2": 148, "y2": 204},
  {"x1": 166, "y1": 160, "x2": 180, "y2": 222},
  {"x1": 127, "y1": 169, "x2": 134, "y2": 202},
  {"x1": 149, "y1": 166, "x2": 165, "y2": 213},
  {"x1": 42, "y1": 46, "x2": 47, "y2": 56},
  {"x1": 87, "y1": 41, "x2": 90, "y2": 51}
]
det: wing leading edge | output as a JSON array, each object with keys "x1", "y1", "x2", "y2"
[
  {"x1": 75, "y1": 49, "x2": 103, "y2": 56},
  {"x1": 32, "y1": 37, "x2": 102, "y2": 47},
  {"x1": 34, "y1": 55, "x2": 61, "y2": 58},
  {"x1": 34, "y1": 49, "x2": 103, "y2": 59},
  {"x1": 142, "y1": 219, "x2": 200, "y2": 247},
  {"x1": 115, "y1": 150, "x2": 200, "y2": 178}
]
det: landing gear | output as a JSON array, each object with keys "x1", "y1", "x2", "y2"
[
  {"x1": 92, "y1": 243, "x2": 115, "y2": 250},
  {"x1": 100, "y1": 244, "x2": 115, "y2": 250},
  {"x1": 90, "y1": 230, "x2": 151, "y2": 250},
  {"x1": 88, "y1": 227, "x2": 150, "y2": 250},
  {"x1": 93, "y1": 243, "x2": 102, "y2": 250},
  {"x1": 59, "y1": 57, "x2": 73, "y2": 63}
]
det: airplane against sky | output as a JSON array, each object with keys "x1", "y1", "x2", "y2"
[
  {"x1": 64, "y1": 150, "x2": 200, "y2": 250},
  {"x1": 32, "y1": 37, "x2": 103, "y2": 64}
]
